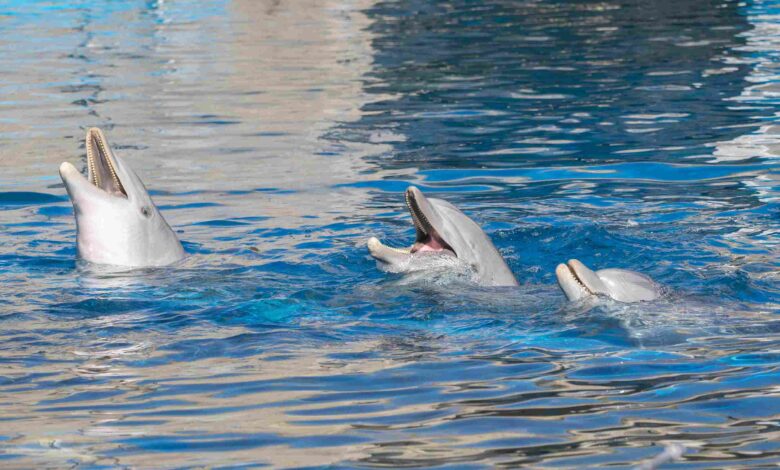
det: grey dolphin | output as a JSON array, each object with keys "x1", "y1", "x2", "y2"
[
  {"x1": 367, "y1": 187, "x2": 518, "y2": 286},
  {"x1": 59, "y1": 128, "x2": 185, "y2": 267},
  {"x1": 555, "y1": 259, "x2": 662, "y2": 303}
]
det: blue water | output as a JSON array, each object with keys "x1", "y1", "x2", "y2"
[{"x1": 1, "y1": 0, "x2": 779, "y2": 467}]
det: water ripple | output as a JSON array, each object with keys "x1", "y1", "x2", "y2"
[{"x1": 0, "y1": 0, "x2": 778, "y2": 468}]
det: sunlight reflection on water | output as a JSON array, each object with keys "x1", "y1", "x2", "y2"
[{"x1": 0, "y1": 0, "x2": 779, "y2": 467}]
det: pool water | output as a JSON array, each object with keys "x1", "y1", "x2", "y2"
[{"x1": 1, "y1": 0, "x2": 779, "y2": 467}]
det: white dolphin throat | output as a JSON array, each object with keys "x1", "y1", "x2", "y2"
[
  {"x1": 59, "y1": 128, "x2": 185, "y2": 267},
  {"x1": 367, "y1": 186, "x2": 518, "y2": 287}
]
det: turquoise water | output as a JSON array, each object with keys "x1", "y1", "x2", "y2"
[{"x1": 1, "y1": 0, "x2": 779, "y2": 467}]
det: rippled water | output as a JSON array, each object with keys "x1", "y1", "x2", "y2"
[{"x1": 1, "y1": 0, "x2": 779, "y2": 467}]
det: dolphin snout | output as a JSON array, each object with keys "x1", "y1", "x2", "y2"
[
  {"x1": 367, "y1": 236, "x2": 382, "y2": 255},
  {"x1": 555, "y1": 263, "x2": 569, "y2": 279},
  {"x1": 59, "y1": 161, "x2": 79, "y2": 181}
]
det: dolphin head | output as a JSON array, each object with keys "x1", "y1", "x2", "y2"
[
  {"x1": 59, "y1": 128, "x2": 184, "y2": 267},
  {"x1": 367, "y1": 186, "x2": 517, "y2": 286},
  {"x1": 555, "y1": 259, "x2": 661, "y2": 303}
]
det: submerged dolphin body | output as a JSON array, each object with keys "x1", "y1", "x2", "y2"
[
  {"x1": 555, "y1": 259, "x2": 661, "y2": 303},
  {"x1": 367, "y1": 187, "x2": 518, "y2": 287},
  {"x1": 59, "y1": 128, "x2": 184, "y2": 267}
]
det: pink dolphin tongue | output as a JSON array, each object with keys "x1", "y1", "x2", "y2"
[{"x1": 411, "y1": 231, "x2": 448, "y2": 253}]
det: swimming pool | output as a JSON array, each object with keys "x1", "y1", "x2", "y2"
[{"x1": 0, "y1": 0, "x2": 779, "y2": 467}]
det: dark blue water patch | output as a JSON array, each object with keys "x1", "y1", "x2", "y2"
[
  {"x1": 0, "y1": 253, "x2": 76, "y2": 272},
  {"x1": 689, "y1": 396, "x2": 780, "y2": 419},
  {"x1": 36, "y1": 205, "x2": 73, "y2": 217},
  {"x1": 51, "y1": 298, "x2": 163, "y2": 316},
  {"x1": 5, "y1": 230, "x2": 40, "y2": 236},
  {"x1": 725, "y1": 352, "x2": 780, "y2": 366},
  {"x1": 0, "y1": 191, "x2": 64, "y2": 208},
  {"x1": 116, "y1": 431, "x2": 369, "y2": 453}
]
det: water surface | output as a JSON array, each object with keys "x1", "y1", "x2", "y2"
[{"x1": 1, "y1": 0, "x2": 779, "y2": 467}]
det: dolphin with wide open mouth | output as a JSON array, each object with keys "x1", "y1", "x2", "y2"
[
  {"x1": 367, "y1": 187, "x2": 518, "y2": 287},
  {"x1": 59, "y1": 127, "x2": 185, "y2": 267},
  {"x1": 555, "y1": 259, "x2": 662, "y2": 303}
]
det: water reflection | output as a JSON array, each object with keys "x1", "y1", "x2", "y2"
[
  {"x1": 339, "y1": 0, "x2": 755, "y2": 171},
  {"x1": 0, "y1": 0, "x2": 779, "y2": 468}
]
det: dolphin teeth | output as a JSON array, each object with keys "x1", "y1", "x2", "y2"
[
  {"x1": 87, "y1": 138, "x2": 100, "y2": 188},
  {"x1": 86, "y1": 129, "x2": 127, "y2": 197},
  {"x1": 567, "y1": 264, "x2": 592, "y2": 294},
  {"x1": 97, "y1": 134, "x2": 122, "y2": 191},
  {"x1": 405, "y1": 190, "x2": 430, "y2": 237}
]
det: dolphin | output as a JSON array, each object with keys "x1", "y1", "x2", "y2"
[
  {"x1": 59, "y1": 128, "x2": 185, "y2": 267},
  {"x1": 367, "y1": 187, "x2": 518, "y2": 287},
  {"x1": 555, "y1": 259, "x2": 662, "y2": 303}
]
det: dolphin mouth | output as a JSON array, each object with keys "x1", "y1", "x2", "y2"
[
  {"x1": 563, "y1": 261, "x2": 594, "y2": 295},
  {"x1": 86, "y1": 128, "x2": 127, "y2": 198},
  {"x1": 366, "y1": 188, "x2": 456, "y2": 264},
  {"x1": 405, "y1": 188, "x2": 455, "y2": 255}
]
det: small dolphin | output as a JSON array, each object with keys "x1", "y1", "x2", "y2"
[
  {"x1": 367, "y1": 187, "x2": 518, "y2": 287},
  {"x1": 59, "y1": 128, "x2": 185, "y2": 267},
  {"x1": 555, "y1": 259, "x2": 661, "y2": 303}
]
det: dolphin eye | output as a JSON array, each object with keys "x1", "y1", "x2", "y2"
[{"x1": 141, "y1": 206, "x2": 152, "y2": 218}]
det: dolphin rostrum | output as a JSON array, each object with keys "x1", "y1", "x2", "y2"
[
  {"x1": 555, "y1": 259, "x2": 661, "y2": 303},
  {"x1": 367, "y1": 186, "x2": 518, "y2": 287},
  {"x1": 59, "y1": 128, "x2": 185, "y2": 267}
]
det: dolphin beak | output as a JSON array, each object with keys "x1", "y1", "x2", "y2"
[
  {"x1": 367, "y1": 236, "x2": 412, "y2": 265},
  {"x1": 59, "y1": 161, "x2": 105, "y2": 208},
  {"x1": 566, "y1": 259, "x2": 608, "y2": 295},
  {"x1": 556, "y1": 262, "x2": 588, "y2": 301},
  {"x1": 59, "y1": 161, "x2": 82, "y2": 186}
]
